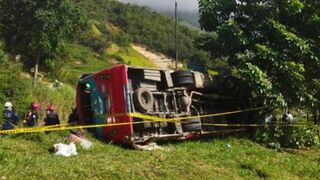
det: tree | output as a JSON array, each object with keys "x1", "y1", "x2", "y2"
[
  {"x1": 197, "y1": 0, "x2": 320, "y2": 110},
  {"x1": 0, "y1": 0, "x2": 86, "y2": 84}
]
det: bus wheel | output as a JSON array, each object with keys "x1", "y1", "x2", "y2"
[
  {"x1": 133, "y1": 87, "x2": 154, "y2": 112},
  {"x1": 172, "y1": 70, "x2": 195, "y2": 87}
]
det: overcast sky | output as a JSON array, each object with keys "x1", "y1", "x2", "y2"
[{"x1": 119, "y1": 0, "x2": 199, "y2": 12}]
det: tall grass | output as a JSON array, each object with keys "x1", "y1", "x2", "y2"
[{"x1": 31, "y1": 83, "x2": 76, "y2": 124}]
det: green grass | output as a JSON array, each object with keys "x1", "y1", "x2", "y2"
[
  {"x1": 116, "y1": 46, "x2": 156, "y2": 68},
  {"x1": 0, "y1": 134, "x2": 319, "y2": 179},
  {"x1": 57, "y1": 43, "x2": 156, "y2": 85},
  {"x1": 55, "y1": 44, "x2": 111, "y2": 85}
]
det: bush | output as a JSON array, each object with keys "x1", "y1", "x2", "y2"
[
  {"x1": 254, "y1": 126, "x2": 320, "y2": 149},
  {"x1": 0, "y1": 49, "x2": 8, "y2": 63},
  {"x1": 112, "y1": 31, "x2": 132, "y2": 47},
  {"x1": 32, "y1": 83, "x2": 76, "y2": 123},
  {"x1": 0, "y1": 61, "x2": 33, "y2": 120}
]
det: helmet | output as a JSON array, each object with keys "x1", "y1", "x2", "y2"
[
  {"x1": 46, "y1": 103, "x2": 56, "y2": 111},
  {"x1": 4, "y1": 102, "x2": 12, "y2": 108},
  {"x1": 31, "y1": 102, "x2": 40, "y2": 110}
]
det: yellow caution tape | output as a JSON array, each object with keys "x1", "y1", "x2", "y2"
[
  {"x1": 0, "y1": 119, "x2": 160, "y2": 134},
  {"x1": 0, "y1": 106, "x2": 267, "y2": 134},
  {"x1": 117, "y1": 106, "x2": 266, "y2": 122},
  {"x1": 202, "y1": 123, "x2": 320, "y2": 127}
]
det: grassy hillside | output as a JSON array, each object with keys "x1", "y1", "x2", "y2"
[
  {"x1": 75, "y1": 0, "x2": 204, "y2": 62},
  {"x1": 0, "y1": 134, "x2": 319, "y2": 179},
  {"x1": 53, "y1": 43, "x2": 155, "y2": 85}
]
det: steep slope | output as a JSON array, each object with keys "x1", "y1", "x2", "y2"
[
  {"x1": 132, "y1": 44, "x2": 176, "y2": 69},
  {"x1": 75, "y1": 0, "x2": 202, "y2": 62}
]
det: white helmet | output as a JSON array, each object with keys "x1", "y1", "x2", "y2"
[{"x1": 4, "y1": 102, "x2": 13, "y2": 108}]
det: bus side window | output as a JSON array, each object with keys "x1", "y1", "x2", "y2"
[{"x1": 103, "y1": 89, "x2": 110, "y2": 114}]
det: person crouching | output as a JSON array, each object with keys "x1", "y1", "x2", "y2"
[
  {"x1": 24, "y1": 102, "x2": 40, "y2": 127},
  {"x1": 44, "y1": 103, "x2": 60, "y2": 126}
]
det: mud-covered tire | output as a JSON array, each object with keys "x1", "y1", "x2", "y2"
[
  {"x1": 182, "y1": 118, "x2": 202, "y2": 132},
  {"x1": 172, "y1": 70, "x2": 195, "y2": 87},
  {"x1": 133, "y1": 87, "x2": 154, "y2": 112}
]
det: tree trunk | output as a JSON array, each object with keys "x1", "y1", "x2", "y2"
[
  {"x1": 33, "y1": 55, "x2": 39, "y2": 87},
  {"x1": 312, "y1": 107, "x2": 318, "y2": 125}
]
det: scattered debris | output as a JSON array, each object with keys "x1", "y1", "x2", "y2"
[
  {"x1": 134, "y1": 142, "x2": 163, "y2": 151},
  {"x1": 68, "y1": 130, "x2": 92, "y2": 150},
  {"x1": 53, "y1": 142, "x2": 77, "y2": 157},
  {"x1": 226, "y1": 144, "x2": 232, "y2": 151},
  {"x1": 267, "y1": 142, "x2": 281, "y2": 149},
  {"x1": 50, "y1": 79, "x2": 63, "y2": 90}
]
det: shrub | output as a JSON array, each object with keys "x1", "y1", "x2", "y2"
[
  {"x1": 0, "y1": 61, "x2": 33, "y2": 120},
  {"x1": 31, "y1": 83, "x2": 76, "y2": 123},
  {"x1": 0, "y1": 49, "x2": 8, "y2": 63},
  {"x1": 254, "y1": 126, "x2": 320, "y2": 149}
]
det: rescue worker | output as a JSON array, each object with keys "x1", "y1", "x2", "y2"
[
  {"x1": 2, "y1": 102, "x2": 19, "y2": 130},
  {"x1": 24, "y1": 102, "x2": 40, "y2": 127},
  {"x1": 68, "y1": 108, "x2": 79, "y2": 125},
  {"x1": 44, "y1": 103, "x2": 60, "y2": 126}
]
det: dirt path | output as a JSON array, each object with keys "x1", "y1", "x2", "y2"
[{"x1": 132, "y1": 44, "x2": 177, "y2": 69}]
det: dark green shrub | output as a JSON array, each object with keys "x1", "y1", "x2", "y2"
[
  {"x1": 254, "y1": 126, "x2": 320, "y2": 149},
  {"x1": 0, "y1": 49, "x2": 8, "y2": 63}
]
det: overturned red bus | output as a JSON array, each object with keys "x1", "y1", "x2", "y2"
[{"x1": 76, "y1": 64, "x2": 247, "y2": 145}]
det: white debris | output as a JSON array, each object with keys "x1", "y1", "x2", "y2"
[
  {"x1": 134, "y1": 142, "x2": 163, "y2": 151},
  {"x1": 226, "y1": 144, "x2": 232, "y2": 151},
  {"x1": 68, "y1": 133, "x2": 92, "y2": 150},
  {"x1": 53, "y1": 142, "x2": 78, "y2": 157},
  {"x1": 79, "y1": 139, "x2": 93, "y2": 150}
]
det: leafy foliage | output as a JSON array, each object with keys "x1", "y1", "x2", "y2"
[
  {"x1": 0, "y1": 61, "x2": 32, "y2": 117},
  {"x1": 197, "y1": 0, "x2": 320, "y2": 109},
  {"x1": 0, "y1": 48, "x2": 7, "y2": 64},
  {"x1": 0, "y1": 0, "x2": 87, "y2": 67},
  {"x1": 255, "y1": 126, "x2": 320, "y2": 149}
]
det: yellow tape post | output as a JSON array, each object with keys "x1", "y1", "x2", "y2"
[{"x1": 0, "y1": 106, "x2": 266, "y2": 134}]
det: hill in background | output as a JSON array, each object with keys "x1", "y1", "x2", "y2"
[
  {"x1": 0, "y1": 0, "x2": 207, "y2": 121},
  {"x1": 118, "y1": 0, "x2": 200, "y2": 27}
]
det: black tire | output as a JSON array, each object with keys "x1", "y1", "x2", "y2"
[
  {"x1": 182, "y1": 118, "x2": 202, "y2": 132},
  {"x1": 171, "y1": 70, "x2": 195, "y2": 87},
  {"x1": 133, "y1": 87, "x2": 154, "y2": 112}
]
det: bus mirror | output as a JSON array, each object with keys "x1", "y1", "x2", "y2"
[{"x1": 84, "y1": 83, "x2": 92, "y2": 93}]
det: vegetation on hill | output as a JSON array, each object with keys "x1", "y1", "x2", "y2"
[
  {"x1": 0, "y1": 61, "x2": 32, "y2": 115},
  {"x1": 162, "y1": 10, "x2": 200, "y2": 28},
  {"x1": 0, "y1": 0, "x2": 87, "y2": 81},
  {"x1": 0, "y1": 0, "x2": 209, "y2": 83},
  {"x1": 75, "y1": 0, "x2": 207, "y2": 62},
  {"x1": 0, "y1": 57, "x2": 75, "y2": 122}
]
